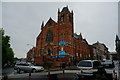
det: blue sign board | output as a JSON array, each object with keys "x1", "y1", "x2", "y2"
[
  {"x1": 58, "y1": 51, "x2": 66, "y2": 58},
  {"x1": 59, "y1": 41, "x2": 66, "y2": 45},
  {"x1": 52, "y1": 51, "x2": 66, "y2": 58}
]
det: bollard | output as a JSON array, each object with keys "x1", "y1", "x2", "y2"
[
  {"x1": 62, "y1": 69, "x2": 65, "y2": 80},
  {"x1": 112, "y1": 70, "x2": 117, "y2": 80},
  {"x1": 48, "y1": 71, "x2": 50, "y2": 80},
  {"x1": 63, "y1": 69, "x2": 65, "y2": 74},
  {"x1": 80, "y1": 69, "x2": 84, "y2": 80},
  {"x1": 29, "y1": 72, "x2": 31, "y2": 80},
  {"x1": 3, "y1": 75, "x2": 8, "y2": 80}
]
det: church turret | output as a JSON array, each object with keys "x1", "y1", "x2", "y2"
[
  {"x1": 116, "y1": 35, "x2": 120, "y2": 42},
  {"x1": 58, "y1": 6, "x2": 73, "y2": 26},
  {"x1": 78, "y1": 33, "x2": 83, "y2": 40},
  {"x1": 115, "y1": 35, "x2": 120, "y2": 59},
  {"x1": 58, "y1": 8, "x2": 60, "y2": 13},
  {"x1": 41, "y1": 21, "x2": 44, "y2": 30},
  {"x1": 71, "y1": 10, "x2": 73, "y2": 14},
  {"x1": 115, "y1": 35, "x2": 120, "y2": 49},
  {"x1": 69, "y1": 10, "x2": 74, "y2": 26}
]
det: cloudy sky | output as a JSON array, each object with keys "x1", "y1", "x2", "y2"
[{"x1": 2, "y1": 2, "x2": 118, "y2": 58}]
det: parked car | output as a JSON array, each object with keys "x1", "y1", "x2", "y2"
[
  {"x1": 77, "y1": 60, "x2": 101, "y2": 69},
  {"x1": 14, "y1": 62, "x2": 44, "y2": 73},
  {"x1": 76, "y1": 60, "x2": 116, "y2": 80},
  {"x1": 76, "y1": 60, "x2": 102, "y2": 78},
  {"x1": 101, "y1": 60, "x2": 114, "y2": 68}
]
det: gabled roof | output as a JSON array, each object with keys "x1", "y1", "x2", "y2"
[
  {"x1": 92, "y1": 41, "x2": 108, "y2": 49},
  {"x1": 44, "y1": 17, "x2": 57, "y2": 27},
  {"x1": 93, "y1": 41, "x2": 99, "y2": 45}
]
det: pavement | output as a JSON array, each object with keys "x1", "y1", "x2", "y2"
[
  {"x1": 44, "y1": 66, "x2": 77, "y2": 72},
  {"x1": 3, "y1": 73, "x2": 79, "y2": 80},
  {"x1": 1, "y1": 66, "x2": 77, "y2": 79}
]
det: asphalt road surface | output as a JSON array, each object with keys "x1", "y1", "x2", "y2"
[
  {"x1": 2, "y1": 60, "x2": 119, "y2": 80},
  {"x1": 2, "y1": 69, "x2": 115, "y2": 80},
  {"x1": 3, "y1": 73, "x2": 78, "y2": 80}
]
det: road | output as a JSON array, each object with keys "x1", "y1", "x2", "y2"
[
  {"x1": 2, "y1": 69, "x2": 115, "y2": 80},
  {"x1": 4, "y1": 73, "x2": 79, "y2": 80},
  {"x1": 2, "y1": 70, "x2": 81, "y2": 80},
  {"x1": 1, "y1": 60, "x2": 119, "y2": 80}
]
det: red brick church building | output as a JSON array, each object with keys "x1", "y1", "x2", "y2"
[{"x1": 34, "y1": 6, "x2": 91, "y2": 65}]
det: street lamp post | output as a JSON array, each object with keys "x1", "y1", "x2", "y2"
[{"x1": 27, "y1": 44, "x2": 35, "y2": 63}]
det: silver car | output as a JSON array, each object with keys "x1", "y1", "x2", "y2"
[
  {"x1": 14, "y1": 62, "x2": 44, "y2": 73},
  {"x1": 77, "y1": 60, "x2": 101, "y2": 69},
  {"x1": 76, "y1": 60, "x2": 102, "y2": 76},
  {"x1": 101, "y1": 60, "x2": 114, "y2": 68}
]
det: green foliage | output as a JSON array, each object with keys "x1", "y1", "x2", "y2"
[{"x1": 1, "y1": 29, "x2": 14, "y2": 67}]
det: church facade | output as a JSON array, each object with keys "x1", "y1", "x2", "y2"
[{"x1": 34, "y1": 6, "x2": 91, "y2": 65}]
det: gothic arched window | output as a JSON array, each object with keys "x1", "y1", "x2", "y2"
[{"x1": 45, "y1": 30, "x2": 54, "y2": 42}]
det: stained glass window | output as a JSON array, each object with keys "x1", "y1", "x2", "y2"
[{"x1": 45, "y1": 30, "x2": 54, "y2": 42}]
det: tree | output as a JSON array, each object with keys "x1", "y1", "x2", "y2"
[{"x1": 1, "y1": 28, "x2": 14, "y2": 67}]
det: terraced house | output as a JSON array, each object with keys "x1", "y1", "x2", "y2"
[{"x1": 34, "y1": 6, "x2": 91, "y2": 66}]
